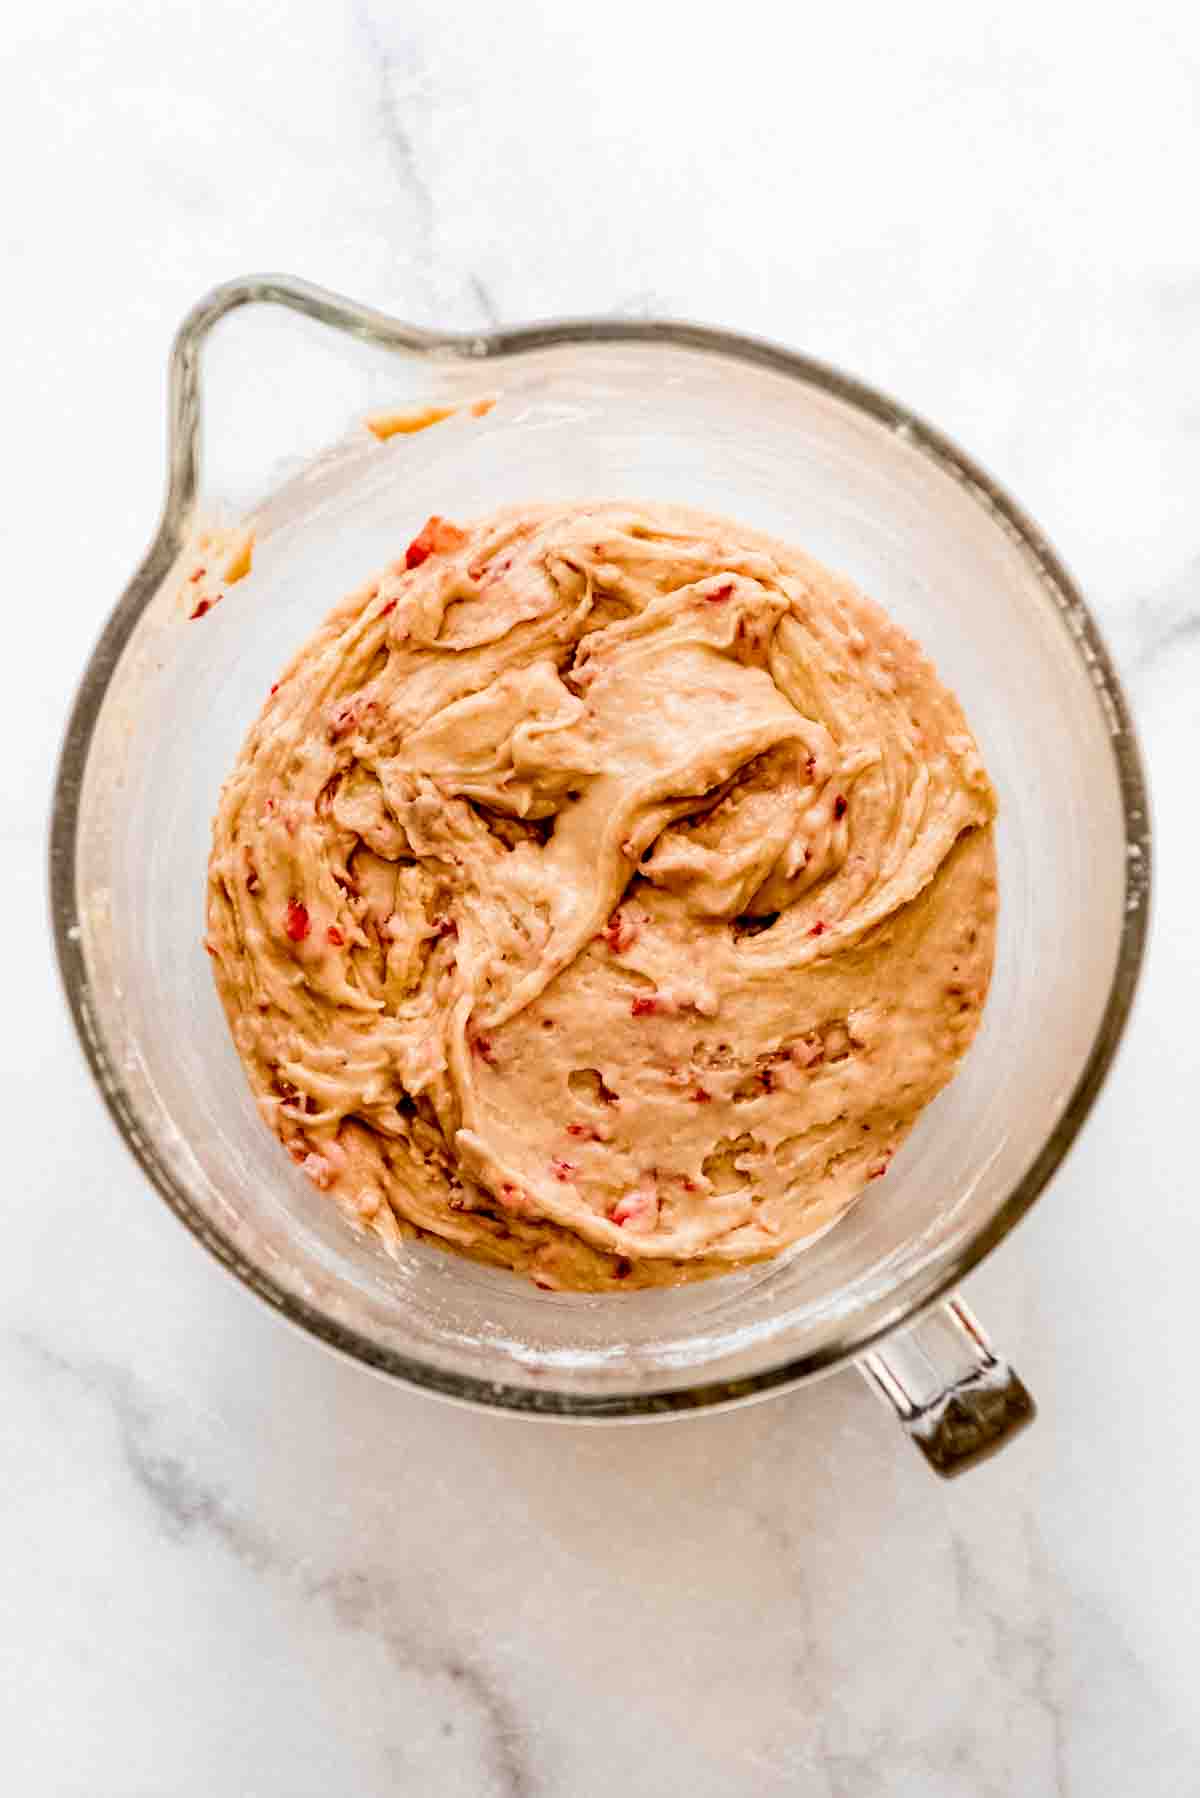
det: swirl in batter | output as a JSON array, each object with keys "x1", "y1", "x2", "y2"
[{"x1": 207, "y1": 502, "x2": 996, "y2": 1291}]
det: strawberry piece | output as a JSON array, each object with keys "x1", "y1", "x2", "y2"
[
  {"x1": 284, "y1": 900, "x2": 310, "y2": 942},
  {"x1": 405, "y1": 514, "x2": 468, "y2": 569},
  {"x1": 610, "y1": 1182, "x2": 659, "y2": 1230},
  {"x1": 600, "y1": 910, "x2": 639, "y2": 953}
]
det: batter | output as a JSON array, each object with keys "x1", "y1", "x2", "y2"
[{"x1": 206, "y1": 502, "x2": 996, "y2": 1291}]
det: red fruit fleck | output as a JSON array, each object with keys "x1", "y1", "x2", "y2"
[
  {"x1": 189, "y1": 597, "x2": 212, "y2": 620},
  {"x1": 691, "y1": 1088, "x2": 712, "y2": 1104},
  {"x1": 680, "y1": 1177, "x2": 698, "y2": 1193},
  {"x1": 631, "y1": 995, "x2": 660, "y2": 1017},
  {"x1": 810, "y1": 921, "x2": 826, "y2": 937},
  {"x1": 380, "y1": 599, "x2": 396, "y2": 616},
  {"x1": 203, "y1": 937, "x2": 217, "y2": 957},
  {"x1": 189, "y1": 567, "x2": 206, "y2": 583},
  {"x1": 704, "y1": 581, "x2": 734, "y2": 603},
  {"x1": 610, "y1": 1183, "x2": 658, "y2": 1228},
  {"x1": 869, "y1": 1162, "x2": 888, "y2": 1180},
  {"x1": 600, "y1": 910, "x2": 638, "y2": 953},
  {"x1": 284, "y1": 900, "x2": 310, "y2": 942},
  {"x1": 566, "y1": 1123, "x2": 597, "y2": 1141},
  {"x1": 269, "y1": 682, "x2": 280, "y2": 695},
  {"x1": 471, "y1": 1033, "x2": 497, "y2": 1065},
  {"x1": 405, "y1": 514, "x2": 468, "y2": 569},
  {"x1": 551, "y1": 1157, "x2": 577, "y2": 1182},
  {"x1": 834, "y1": 794, "x2": 847, "y2": 820},
  {"x1": 326, "y1": 925, "x2": 344, "y2": 946}
]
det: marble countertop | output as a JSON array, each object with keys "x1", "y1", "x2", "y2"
[{"x1": 7, "y1": 3, "x2": 1200, "y2": 1792}]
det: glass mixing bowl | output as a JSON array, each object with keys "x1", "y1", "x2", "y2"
[{"x1": 49, "y1": 276, "x2": 1150, "y2": 1474}]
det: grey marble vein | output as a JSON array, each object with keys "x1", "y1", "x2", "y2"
[
  {"x1": 350, "y1": 5, "x2": 512, "y2": 336},
  {"x1": 351, "y1": 0, "x2": 435, "y2": 246},
  {"x1": 444, "y1": 1657, "x2": 534, "y2": 1798},
  {"x1": 469, "y1": 271, "x2": 501, "y2": 329},
  {"x1": 1129, "y1": 555, "x2": 1200, "y2": 675},
  {"x1": 948, "y1": 1522, "x2": 1067, "y2": 1798},
  {"x1": 15, "y1": 1332, "x2": 276, "y2": 1571},
  {"x1": 1017, "y1": 1516, "x2": 1069, "y2": 1798},
  {"x1": 311, "y1": 1566, "x2": 537, "y2": 1798},
  {"x1": 12, "y1": 1332, "x2": 539, "y2": 1797}
]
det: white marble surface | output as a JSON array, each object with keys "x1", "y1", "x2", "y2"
[{"x1": 6, "y1": 3, "x2": 1200, "y2": 1792}]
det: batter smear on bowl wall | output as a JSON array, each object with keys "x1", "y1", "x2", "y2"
[{"x1": 206, "y1": 501, "x2": 996, "y2": 1292}]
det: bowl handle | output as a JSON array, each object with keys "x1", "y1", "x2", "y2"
[
  {"x1": 857, "y1": 1295, "x2": 1035, "y2": 1476},
  {"x1": 162, "y1": 274, "x2": 453, "y2": 528}
]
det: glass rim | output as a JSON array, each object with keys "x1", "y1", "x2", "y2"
[{"x1": 48, "y1": 273, "x2": 1153, "y2": 1418}]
